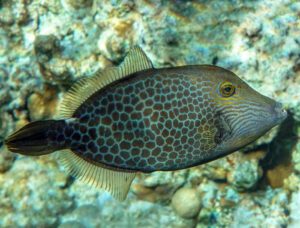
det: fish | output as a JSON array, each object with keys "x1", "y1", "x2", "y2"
[{"x1": 4, "y1": 47, "x2": 287, "y2": 200}]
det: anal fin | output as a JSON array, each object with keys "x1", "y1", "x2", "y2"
[{"x1": 57, "y1": 150, "x2": 136, "y2": 201}]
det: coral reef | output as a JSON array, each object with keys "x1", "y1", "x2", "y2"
[
  {"x1": 227, "y1": 159, "x2": 263, "y2": 191},
  {"x1": 289, "y1": 191, "x2": 300, "y2": 228},
  {"x1": 0, "y1": 156, "x2": 73, "y2": 227},
  {"x1": 59, "y1": 189, "x2": 196, "y2": 227},
  {"x1": 0, "y1": 0, "x2": 299, "y2": 227},
  {"x1": 0, "y1": 146, "x2": 15, "y2": 173}
]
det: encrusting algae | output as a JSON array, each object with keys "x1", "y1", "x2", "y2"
[{"x1": 4, "y1": 47, "x2": 287, "y2": 201}]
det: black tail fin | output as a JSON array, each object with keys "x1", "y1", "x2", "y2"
[{"x1": 5, "y1": 120, "x2": 67, "y2": 156}]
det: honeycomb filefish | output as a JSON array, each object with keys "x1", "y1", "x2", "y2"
[{"x1": 5, "y1": 47, "x2": 287, "y2": 200}]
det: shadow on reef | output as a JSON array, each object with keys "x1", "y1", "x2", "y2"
[
  {"x1": 254, "y1": 110, "x2": 298, "y2": 188},
  {"x1": 260, "y1": 110, "x2": 298, "y2": 169}
]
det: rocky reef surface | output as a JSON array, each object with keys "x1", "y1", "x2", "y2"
[{"x1": 0, "y1": 0, "x2": 299, "y2": 227}]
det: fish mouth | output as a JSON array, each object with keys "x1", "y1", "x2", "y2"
[{"x1": 273, "y1": 102, "x2": 287, "y2": 125}]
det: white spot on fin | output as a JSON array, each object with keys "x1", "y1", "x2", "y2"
[
  {"x1": 57, "y1": 46, "x2": 153, "y2": 118},
  {"x1": 57, "y1": 150, "x2": 136, "y2": 201}
]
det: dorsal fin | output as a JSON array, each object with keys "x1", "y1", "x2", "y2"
[
  {"x1": 58, "y1": 46, "x2": 153, "y2": 118},
  {"x1": 119, "y1": 46, "x2": 153, "y2": 76},
  {"x1": 57, "y1": 149, "x2": 136, "y2": 201}
]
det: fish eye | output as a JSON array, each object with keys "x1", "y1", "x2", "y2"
[{"x1": 219, "y1": 82, "x2": 236, "y2": 97}]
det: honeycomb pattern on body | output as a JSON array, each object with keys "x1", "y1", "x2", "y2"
[{"x1": 48, "y1": 73, "x2": 222, "y2": 172}]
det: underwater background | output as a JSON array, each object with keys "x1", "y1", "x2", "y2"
[{"x1": 0, "y1": 0, "x2": 300, "y2": 227}]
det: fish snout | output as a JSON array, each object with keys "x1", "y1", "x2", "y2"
[{"x1": 273, "y1": 102, "x2": 287, "y2": 124}]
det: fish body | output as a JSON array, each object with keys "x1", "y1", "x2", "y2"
[{"x1": 5, "y1": 47, "x2": 287, "y2": 200}]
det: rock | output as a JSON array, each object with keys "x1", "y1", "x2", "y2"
[
  {"x1": 289, "y1": 191, "x2": 300, "y2": 228},
  {"x1": 27, "y1": 85, "x2": 59, "y2": 120},
  {"x1": 62, "y1": 183, "x2": 194, "y2": 227},
  {"x1": 132, "y1": 170, "x2": 188, "y2": 202},
  {"x1": 69, "y1": 204, "x2": 101, "y2": 227},
  {"x1": 292, "y1": 141, "x2": 300, "y2": 172},
  {"x1": 220, "y1": 187, "x2": 240, "y2": 208},
  {"x1": 142, "y1": 170, "x2": 187, "y2": 188},
  {"x1": 34, "y1": 35, "x2": 61, "y2": 63},
  {"x1": 171, "y1": 187, "x2": 201, "y2": 219},
  {"x1": 284, "y1": 174, "x2": 300, "y2": 192},
  {"x1": 0, "y1": 147, "x2": 16, "y2": 173},
  {"x1": 232, "y1": 192, "x2": 288, "y2": 228},
  {"x1": 59, "y1": 221, "x2": 85, "y2": 228},
  {"x1": 61, "y1": 0, "x2": 93, "y2": 11},
  {"x1": 200, "y1": 158, "x2": 231, "y2": 182},
  {"x1": 132, "y1": 183, "x2": 175, "y2": 203},
  {"x1": 0, "y1": 157, "x2": 73, "y2": 227},
  {"x1": 227, "y1": 160, "x2": 263, "y2": 191},
  {"x1": 266, "y1": 163, "x2": 293, "y2": 188},
  {"x1": 0, "y1": 112, "x2": 14, "y2": 142}
]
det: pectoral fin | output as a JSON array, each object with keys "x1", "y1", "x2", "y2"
[
  {"x1": 197, "y1": 113, "x2": 232, "y2": 151},
  {"x1": 214, "y1": 114, "x2": 232, "y2": 144}
]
